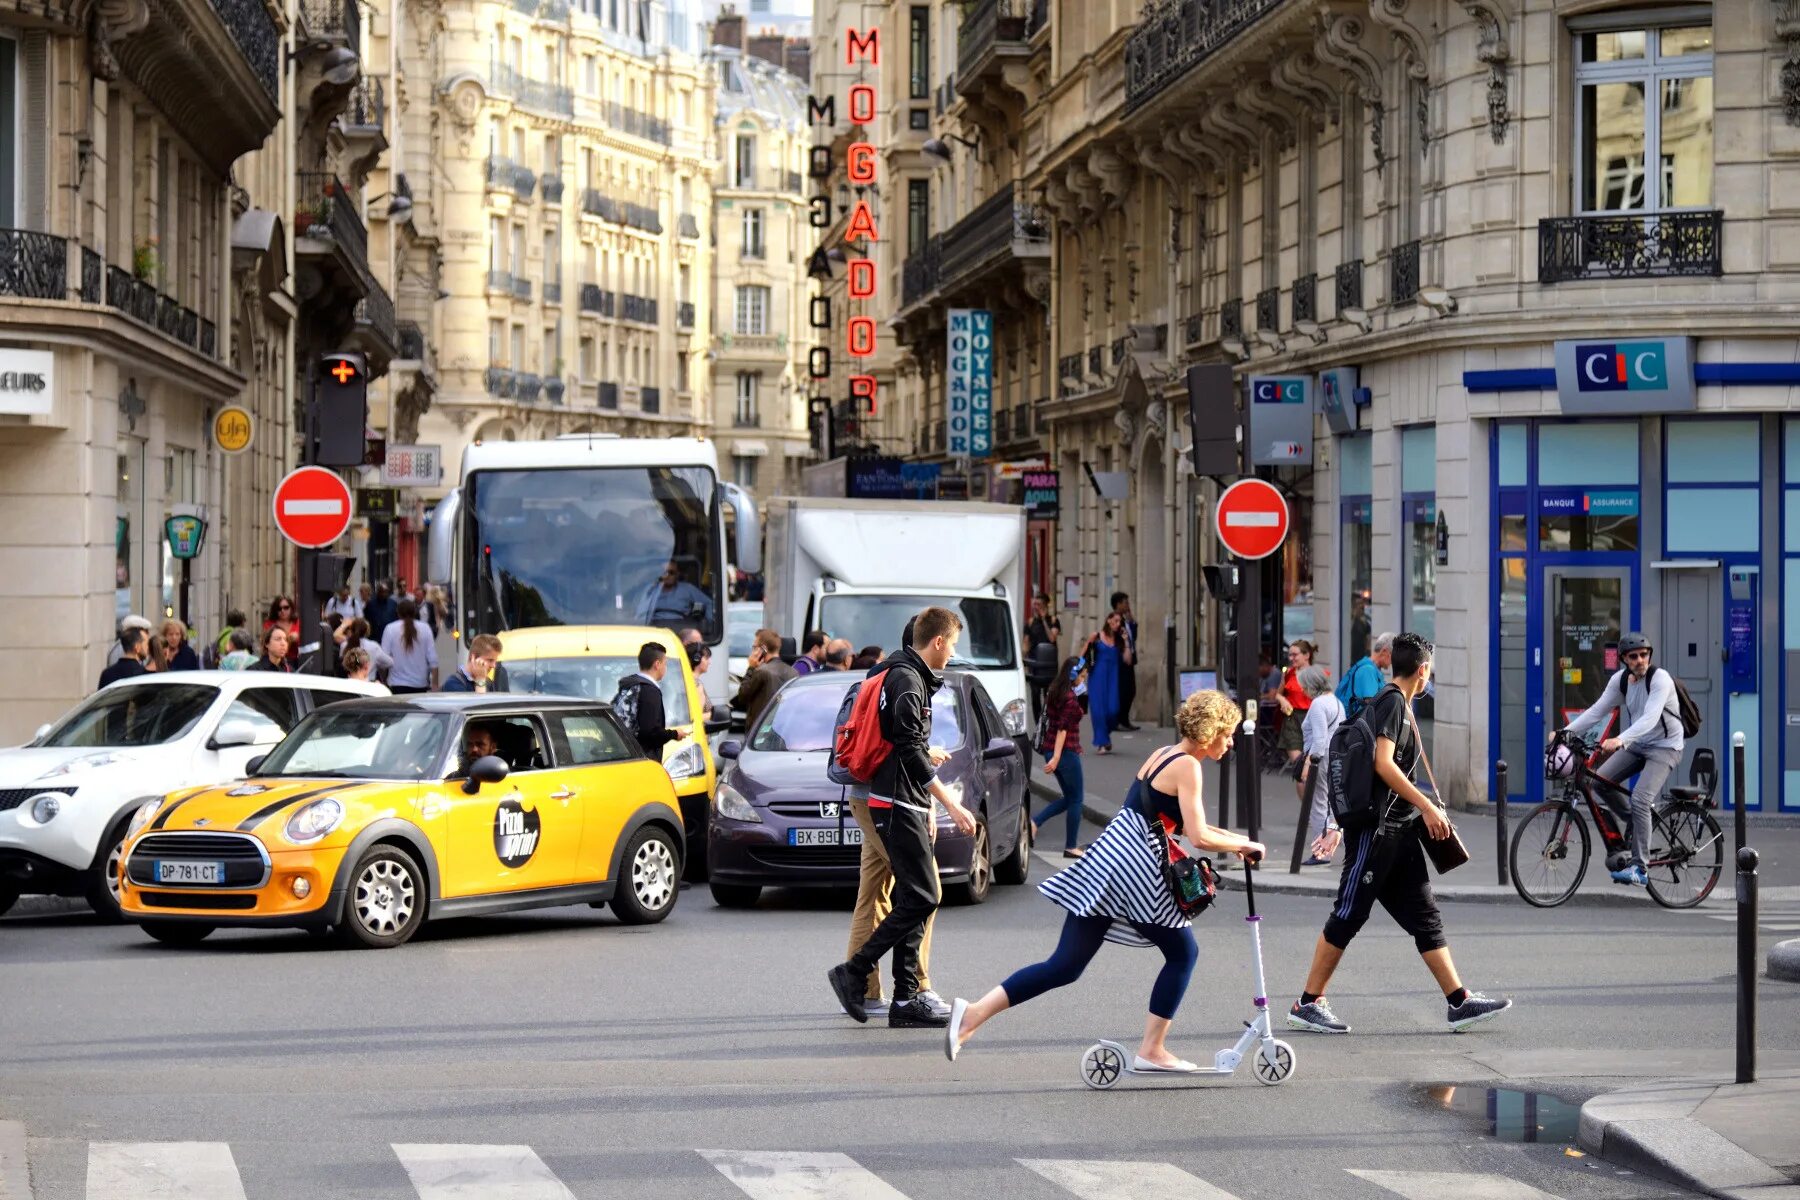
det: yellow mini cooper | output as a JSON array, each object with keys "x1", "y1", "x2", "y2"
[{"x1": 116, "y1": 695, "x2": 685, "y2": 949}]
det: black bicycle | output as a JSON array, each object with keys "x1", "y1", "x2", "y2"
[{"x1": 1510, "y1": 730, "x2": 1724, "y2": 909}]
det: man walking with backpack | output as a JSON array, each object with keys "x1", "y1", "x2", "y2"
[
  {"x1": 1561, "y1": 631, "x2": 1693, "y2": 887},
  {"x1": 615, "y1": 642, "x2": 688, "y2": 759},
  {"x1": 1289, "y1": 633, "x2": 1512, "y2": 1035},
  {"x1": 829, "y1": 607, "x2": 978, "y2": 1029}
]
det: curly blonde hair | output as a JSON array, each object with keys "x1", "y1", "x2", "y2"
[{"x1": 1176, "y1": 688, "x2": 1238, "y2": 746}]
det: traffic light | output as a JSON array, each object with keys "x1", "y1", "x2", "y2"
[
  {"x1": 313, "y1": 351, "x2": 368, "y2": 467},
  {"x1": 304, "y1": 552, "x2": 356, "y2": 597},
  {"x1": 1185, "y1": 363, "x2": 1241, "y2": 478}
]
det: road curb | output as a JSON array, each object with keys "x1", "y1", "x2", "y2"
[
  {"x1": 0, "y1": 1119, "x2": 32, "y2": 1200},
  {"x1": 1772, "y1": 939, "x2": 1800, "y2": 983},
  {"x1": 1578, "y1": 1084, "x2": 1800, "y2": 1200}
]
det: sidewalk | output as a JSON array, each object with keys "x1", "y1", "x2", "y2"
[
  {"x1": 1578, "y1": 1071, "x2": 1800, "y2": 1199},
  {"x1": 1027, "y1": 723, "x2": 1800, "y2": 906}
]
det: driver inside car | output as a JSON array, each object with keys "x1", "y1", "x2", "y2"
[{"x1": 461, "y1": 722, "x2": 501, "y2": 774}]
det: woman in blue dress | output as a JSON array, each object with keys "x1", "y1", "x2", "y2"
[
  {"x1": 1084, "y1": 612, "x2": 1128, "y2": 754},
  {"x1": 944, "y1": 690, "x2": 1265, "y2": 1071}
]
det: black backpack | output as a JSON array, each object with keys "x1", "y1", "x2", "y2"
[
  {"x1": 611, "y1": 676, "x2": 646, "y2": 737},
  {"x1": 1326, "y1": 710, "x2": 1381, "y2": 830},
  {"x1": 1616, "y1": 667, "x2": 1702, "y2": 739}
]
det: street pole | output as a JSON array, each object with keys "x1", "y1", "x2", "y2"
[
  {"x1": 1736, "y1": 845, "x2": 1759, "y2": 1084},
  {"x1": 1732, "y1": 731, "x2": 1747, "y2": 856},
  {"x1": 1237, "y1": 549, "x2": 1261, "y2": 843},
  {"x1": 1494, "y1": 760, "x2": 1509, "y2": 888}
]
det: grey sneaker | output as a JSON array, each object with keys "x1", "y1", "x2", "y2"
[
  {"x1": 915, "y1": 990, "x2": 952, "y2": 1019},
  {"x1": 861, "y1": 996, "x2": 890, "y2": 1019},
  {"x1": 1287, "y1": 998, "x2": 1350, "y2": 1034},
  {"x1": 1448, "y1": 992, "x2": 1512, "y2": 1033}
]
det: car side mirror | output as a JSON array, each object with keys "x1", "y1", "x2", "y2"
[
  {"x1": 704, "y1": 703, "x2": 732, "y2": 734},
  {"x1": 717, "y1": 739, "x2": 743, "y2": 760},
  {"x1": 984, "y1": 736, "x2": 1020, "y2": 761},
  {"x1": 209, "y1": 720, "x2": 260, "y2": 750},
  {"x1": 32, "y1": 723, "x2": 50, "y2": 745},
  {"x1": 245, "y1": 754, "x2": 268, "y2": 777},
  {"x1": 461, "y1": 754, "x2": 510, "y2": 794}
]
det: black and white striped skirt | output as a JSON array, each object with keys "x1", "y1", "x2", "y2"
[{"x1": 1036, "y1": 806, "x2": 1187, "y2": 947}]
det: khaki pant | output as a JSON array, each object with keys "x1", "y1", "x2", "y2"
[{"x1": 846, "y1": 790, "x2": 938, "y2": 998}]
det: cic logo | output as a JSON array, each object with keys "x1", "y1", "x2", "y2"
[
  {"x1": 1574, "y1": 342, "x2": 1669, "y2": 392},
  {"x1": 1252, "y1": 378, "x2": 1306, "y2": 403}
]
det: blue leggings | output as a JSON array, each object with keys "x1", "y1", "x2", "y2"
[
  {"x1": 1034, "y1": 750, "x2": 1085, "y2": 850},
  {"x1": 1000, "y1": 912, "x2": 1199, "y2": 1020}
]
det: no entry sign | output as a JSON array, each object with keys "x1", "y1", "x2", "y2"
[
  {"x1": 273, "y1": 466, "x2": 353, "y2": 549},
  {"x1": 1215, "y1": 478, "x2": 1290, "y2": 561}
]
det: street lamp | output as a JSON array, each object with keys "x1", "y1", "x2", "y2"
[{"x1": 922, "y1": 133, "x2": 980, "y2": 165}]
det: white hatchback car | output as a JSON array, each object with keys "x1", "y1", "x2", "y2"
[{"x1": 0, "y1": 671, "x2": 386, "y2": 920}]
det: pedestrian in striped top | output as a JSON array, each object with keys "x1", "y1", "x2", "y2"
[{"x1": 945, "y1": 690, "x2": 1264, "y2": 1071}]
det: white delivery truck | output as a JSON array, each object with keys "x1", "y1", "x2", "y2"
[{"x1": 762, "y1": 497, "x2": 1031, "y2": 740}]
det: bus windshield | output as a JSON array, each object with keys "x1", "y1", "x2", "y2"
[{"x1": 465, "y1": 465, "x2": 722, "y2": 642}]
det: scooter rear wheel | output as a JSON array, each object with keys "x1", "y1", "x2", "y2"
[
  {"x1": 1253, "y1": 1039, "x2": 1296, "y2": 1086},
  {"x1": 1080, "y1": 1041, "x2": 1128, "y2": 1090}
]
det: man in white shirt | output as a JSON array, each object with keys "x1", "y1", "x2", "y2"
[{"x1": 324, "y1": 584, "x2": 362, "y2": 624}]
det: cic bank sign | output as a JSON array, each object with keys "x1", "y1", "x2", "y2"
[{"x1": 1553, "y1": 336, "x2": 1695, "y2": 414}]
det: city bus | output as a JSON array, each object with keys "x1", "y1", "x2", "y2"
[{"x1": 427, "y1": 435, "x2": 760, "y2": 701}]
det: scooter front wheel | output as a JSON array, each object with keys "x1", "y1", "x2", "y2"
[
  {"x1": 1253, "y1": 1039, "x2": 1296, "y2": 1086},
  {"x1": 1080, "y1": 1041, "x2": 1128, "y2": 1090}
]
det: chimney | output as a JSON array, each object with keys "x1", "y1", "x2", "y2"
[
  {"x1": 783, "y1": 40, "x2": 810, "y2": 82},
  {"x1": 747, "y1": 33, "x2": 785, "y2": 69},
  {"x1": 712, "y1": 4, "x2": 744, "y2": 50}
]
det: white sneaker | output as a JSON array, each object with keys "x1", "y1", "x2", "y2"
[
  {"x1": 916, "y1": 990, "x2": 952, "y2": 1019},
  {"x1": 861, "y1": 996, "x2": 890, "y2": 1019}
]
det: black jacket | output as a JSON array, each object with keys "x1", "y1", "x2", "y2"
[
  {"x1": 623, "y1": 674, "x2": 679, "y2": 756},
  {"x1": 96, "y1": 658, "x2": 146, "y2": 689},
  {"x1": 868, "y1": 646, "x2": 943, "y2": 811}
]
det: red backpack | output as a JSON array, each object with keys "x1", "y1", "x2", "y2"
[{"x1": 832, "y1": 670, "x2": 900, "y2": 783}]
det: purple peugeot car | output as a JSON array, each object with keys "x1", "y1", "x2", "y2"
[{"x1": 706, "y1": 670, "x2": 1032, "y2": 908}]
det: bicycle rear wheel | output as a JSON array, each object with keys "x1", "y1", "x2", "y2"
[
  {"x1": 1646, "y1": 803, "x2": 1724, "y2": 909},
  {"x1": 1510, "y1": 801, "x2": 1590, "y2": 908}
]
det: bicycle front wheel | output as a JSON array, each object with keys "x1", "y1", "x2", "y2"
[
  {"x1": 1646, "y1": 803, "x2": 1724, "y2": 910},
  {"x1": 1510, "y1": 801, "x2": 1590, "y2": 908}
]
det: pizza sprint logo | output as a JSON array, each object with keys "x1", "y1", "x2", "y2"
[{"x1": 493, "y1": 798, "x2": 541, "y2": 868}]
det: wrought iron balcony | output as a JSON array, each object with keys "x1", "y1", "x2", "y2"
[
  {"x1": 511, "y1": 277, "x2": 532, "y2": 301},
  {"x1": 352, "y1": 281, "x2": 397, "y2": 351},
  {"x1": 1025, "y1": 0, "x2": 1047, "y2": 36},
  {"x1": 937, "y1": 182, "x2": 1051, "y2": 295},
  {"x1": 80, "y1": 247, "x2": 102, "y2": 304},
  {"x1": 396, "y1": 320, "x2": 426, "y2": 361},
  {"x1": 201, "y1": 320, "x2": 216, "y2": 357},
  {"x1": 598, "y1": 381, "x2": 619, "y2": 410},
  {"x1": 1538, "y1": 211, "x2": 1724, "y2": 284},
  {"x1": 344, "y1": 76, "x2": 384, "y2": 133},
  {"x1": 902, "y1": 235, "x2": 942, "y2": 307},
  {"x1": 605, "y1": 102, "x2": 671, "y2": 146},
  {"x1": 0, "y1": 229, "x2": 67, "y2": 299},
  {"x1": 1125, "y1": 0, "x2": 1285, "y2": 113},
  {"x1": 579, "y1": 284, "x2": 616, "y2": 316},
  {"x1": 1087, "y1": 345, "x2": 1104, "y2": 377},
  {"x1": 1111, "y1": 337, "x2": 1127, "y2": 366},
  {"x1": 581, "y1": 189, "x2": 620, "y2": 222},
  {"x1": 678, "y1": 301, "x2": 695, "y2": 329},
  {"x1": 620, "y1": 294, "x2": 657, "y2": 323},
  {"x1": 106, "y1": 266, "x2": 156, "y2": 325},
  {"x1": 295, "y1": 173, "x2": 368, "y2": 266},
  {"x1": 539, "y1": 0, "x2": 570, "y2": 19},
  {"x1": 301, "y1": 0, "x2": 360, "y2": 58},
  {"x1": 1184, "y1": 312, "x2": 1203, "y2": 346},
  {"x1": 1255, "y1": 286, "x2": 1279, "y2": 331},
  {"x1": 784, "y1": 171, "x2": 804, "y2": 194},
  {"x1": 1335, "y1": 259, "x2": 1363, "y2": 315},
  {"x1": 544, "y1": 376, "x2": 565, "y2": 405},
  {"x1": 678, "y1": 212, "x2": 700, "y2": 239},
  {"x1": 487, "y1": 269, "x2": 514, "y2": 292},
  {"x1": 490, "y1": 64, "x2": 574, "y2": 116},
  {"x1": 1219, "y1": 296, "x2": 1243, "y2": 339},
  {"x1": 733, "y1": 412, "x2": 760, "y2": 429},
  {"x1": 1292, "y1": 273, "x2": 1317, "y2": 326},
  {"x1": 512, "y1": 165, "x2": 537, "y2": 200},
  {"x1": 541, "y1": 174, "x2": 564, "y2": 203},
  {"x1": 211, "y1": 0, "x2": 281, "y2": 98},
  {"x1": 516, "y1": 372, "x2": 542, "y2": 402},
  {"x1": 1057, "y1": 352, "x2": 1083, "y2": 397},
  {"x1": 956, "y1": 0, "x2": 1030, "y2": 99},
  {"x1": 641, "y1": 386, "x2": 661, "y2": 414},
  {"x1": 543, "y1": 282, "x2": 562, "y2": 305},
  {"x1": 622, "y1": 202, "x2": 661, "y2": 234},
  {"x1": 485, "y1": 366, "x2": 516, "y2": 398},
  {"x1": 1389, "y1": 240, "x2": 1419, "y2": 308},
  {"x1": 485, "y1": 156, "x2": 514, "y2": 191}
]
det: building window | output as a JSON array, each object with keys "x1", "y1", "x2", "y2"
[
  {"x1": 742, "y1": 207, "x2": 765, "y2": 258},
  {"x1": 909, "y1": 6, "x2": 929, "y2": 100},
  {"x1": 735, "y1": 372, "x2": 759, "y2": 425},
  {"x1": 734, "y1": 134, "x2": 756, "y2": 188},
  {"x1": 510, "y1": 224, "x2": 524, "y2": 274},
  {"x1": 734, "y1": 456, "x2": 758, "y2": 490},
  {"x1": 1339, "y1": 433, "x2": 1372, "y2": 667},
  {"x1": 510, "y1": 325, "x2": 524, "y2": 371},
  {"x1": 489, "y1": 319, "x2": 505, "y2": 363},
  {"x1": 489, "y1": 216, "x2": 504, "y2": 271},
  {"x1": 908, "y1": 178, "x2": 929, "y2": 255},
  {"x1": 735, "y1": 284, "x2": 770, "y2": 335},
  {"x1": 1575, "y1": 16, "x2": 1712, "y2": 212},
  {"x1": 580, "y1": 335, "x2": 595, "y2": 378},
  {"x1": 543, "y1": 229, "x2": 559, "y2": 282}
]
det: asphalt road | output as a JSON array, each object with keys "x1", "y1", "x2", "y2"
[{"x1": 4, "y1": 842, "x2": 1797, "y2": 1200}]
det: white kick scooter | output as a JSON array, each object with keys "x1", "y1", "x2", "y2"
[{"x1": 1079, "y1": 856, "x2": 1297, "y2": 1089}]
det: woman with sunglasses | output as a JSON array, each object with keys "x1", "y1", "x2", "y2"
[
  {"x1": 1275, "y1": 639, "x2": 1319, "y2": 772},
  {"x1": 263, "y1": 597, "x2": 301, "y2": 664}
]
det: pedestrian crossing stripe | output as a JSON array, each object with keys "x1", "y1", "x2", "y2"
[{"x1": 70, "y1": 1144, "x2": 1593, "y2": 1199}]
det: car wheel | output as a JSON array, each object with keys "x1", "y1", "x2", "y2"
[
  {"x1": 140, "y1": 921, "x2": 214, "y2": 947},
  {"x1": 82, "y1": 819, "x2": 130, "y2": 924},
  {"x1": 337, "y1": 845, "x2": 426, "y2": 949},
  {"x1": 610, "y1": 826, "x2": 681, "y2": 925},
  {"x1": 709, "y1": 882, "x2": 762, "y2": 908},
  {"x1": 994, "y1": 804, "x2": 1031, "y2": 886},
  {"x1": 948, "y1": 815, "x2": 992, "y2": 906}
]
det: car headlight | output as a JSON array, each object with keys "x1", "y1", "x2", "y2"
[
  {"x1": 1001, "y1": 697, "x2": 1028, "y2": 736},
  {"x1": 284, "y1": 797, "x2": 345, "y2": 844},
  {"x1": 713, "y1": 782, "x2": 760, "y2": 823},
  {"x1": 125, "y1": 797, "x2": 164, "y2": 839},
  {"x1": 664, "y1": 743, "x2": 706, "y2": 781},
  {"x1": 37, "y1": 751, "x2": 130, "y2": 780},
  {"x1": 28, "y1": 792, "x2": 64, "y2": 824}
]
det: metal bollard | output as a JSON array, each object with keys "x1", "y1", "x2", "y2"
[
  {"x1": 1495, "y1": 761, "x2": 1510, "y2": 888},
  {"x1": 1290, "y1": 754, "x2": 1322, "y2": 874},
  {"x1": 1733, "y1": 732, "x2": 1748, "y2": 856},
  {"x1": 1737, "y1": 845, "x2": 1759, "y2": 1085},
  {"x1": 1217, "y1": 746, "x2": 1233, "y2": 830}
]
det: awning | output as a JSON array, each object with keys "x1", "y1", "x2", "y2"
[
  {"x1": 732, "y1": 440, "x2": 769, "y2": 457},
  {"x1": 229, "y1": 208, "x2": 288, "y2": 291}
]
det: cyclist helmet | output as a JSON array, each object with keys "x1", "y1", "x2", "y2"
[
  {"x1": 1546, "y1": 738, "x2": 1581, "y2": 780},
  {"x1": 1617, "y1": 631, "x2": 1653, "y2": 656}
]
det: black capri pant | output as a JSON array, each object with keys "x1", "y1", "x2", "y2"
[{"x1": 1322, "y1": 822, "x2": 1446, "y2": 954}]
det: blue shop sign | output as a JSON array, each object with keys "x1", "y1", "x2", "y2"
[
  {"x1": 1539, "y1": 488, "x2": 1639, "y2": 516},
  {"x1": 846, "y1": 457, "x2": 941, "y2": 500},
  {"x1": 1552, "y1": 337, "x2": 1695, "y2": 414},
  {"x1": 1405, "y1": 498, "x2": 1437, "y2": 524}
]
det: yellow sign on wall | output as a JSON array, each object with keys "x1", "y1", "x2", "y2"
[{"x1": 213, "y1": 405, "x2": 253, "y2": 455}]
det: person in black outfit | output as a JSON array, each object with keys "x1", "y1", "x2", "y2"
[
  {"x1": 248, "y1": 626, "x2": 295, "y2": 673},
  {"x1": 1286, "y1": 633, "x2": 1512, "y2": 1036},
  {"x1": 1024, "y1": 592, "x2": 1060, "y2": 720},
  {"x1": 1110, "y1": 592, "x2": 1139, "y2": 731},
  {"x1": 619, "y1": 641, "x2": 686, "y2": 757},
  {"x1": 97, "y1": 627, "x2": 149, "y2": 689},
  {"x1": 828, "y1": 607, "x2": 979, "y2": 1029}
]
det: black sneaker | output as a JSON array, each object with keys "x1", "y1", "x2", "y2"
[
  {"x1": 828, "y1": 963, "x2": 868, "y2": 1023},
  {"x1": 889, "y1": 994, "x2": 951, "y2": 1028},
  {"x1": 1447, "y1": 992, "x2": 1512, "y2": 1033},
  {"x1": 1287, "y1": 998, "x2": 1350, "y2": 1034}
]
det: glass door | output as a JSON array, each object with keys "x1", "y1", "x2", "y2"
[{"x1": 1544, "y1": 567, "x2": 1633, "y2": 739}]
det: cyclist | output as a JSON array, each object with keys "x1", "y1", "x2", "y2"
[{"x1": 1558, "y1": 631, "x2": 1683, "y2": 887}]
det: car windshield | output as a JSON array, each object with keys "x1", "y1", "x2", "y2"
[
  {"x1": 817, "y1": 596, "x2": 1017, "y2": 669},
  {"x1": 257, "y1": 710, "x2": 453, "y2": 780},
  {"x1": 727, "y1": 604, "x2": 763, "y2": 657},
  {"x1": 749, "y1": 680, "x2": 963, "y2": 753},
  {"x1": 37, "y1": 683, "x2": 218, "y2": 748},
  {"x1": 506, "y1": 655, "x2": 691, "y2": 723}
]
